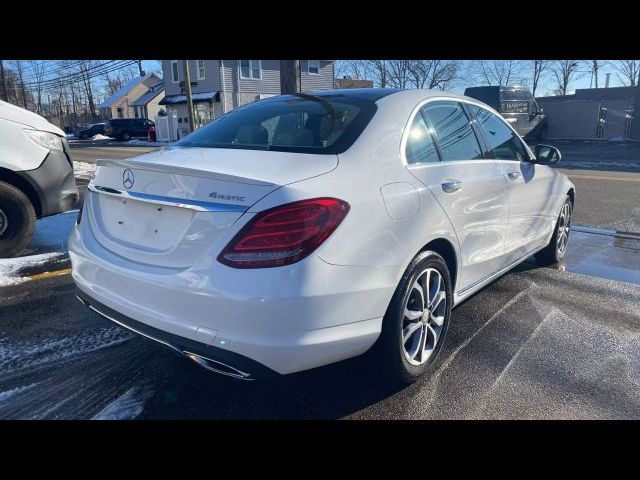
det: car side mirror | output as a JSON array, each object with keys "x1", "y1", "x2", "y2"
[{"x1": 533, "y1": 144, "x2": 561, "y2": 164}]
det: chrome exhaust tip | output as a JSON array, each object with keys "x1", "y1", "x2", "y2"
[
  {"x1": 76, "y1": 293, "x2": 255, "y2": 381},
  {"x1": 183, "y1": 351, "x2": 254, "y2": 381}
]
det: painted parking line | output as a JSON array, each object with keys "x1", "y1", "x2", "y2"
[
  {"x1": 567, "y1": 173, "x2": 640, "y2": 182},
  {"x1": 28, "y1": 268, "x2": 72, "y2": 281}
]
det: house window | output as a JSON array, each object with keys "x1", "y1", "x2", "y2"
[
  {"x1": 117, "y1": 107, "x2": 123, "y2": 118},
  {"x1": 197, "y1": 60, "x2": 206, "y2": 80},
  {"x1": 171, "y1": 61, "x2": 179, "y2": 83},
  {"x1": 240, "y1": 60, "x2": 261, "y2": 80},
  {"x1": 308, "y1": 60, "x2": 320, "y2": 75}
]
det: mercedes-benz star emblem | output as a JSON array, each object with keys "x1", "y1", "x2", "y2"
[{"x1": 122, "y1": 168, "x2": 135, "y2": 190}]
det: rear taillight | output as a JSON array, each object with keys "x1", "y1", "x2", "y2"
[{"x1": 218, "y1": 198, "x2": 350, "y2": 268}]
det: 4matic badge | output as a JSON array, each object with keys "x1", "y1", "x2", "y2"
[{"x1": 209, "y1": 192, "x2": 246, "y2": 203}]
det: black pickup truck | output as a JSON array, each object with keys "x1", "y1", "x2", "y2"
[{"x1": 464, "y1": 85, "x2": 547, "y2": 139}]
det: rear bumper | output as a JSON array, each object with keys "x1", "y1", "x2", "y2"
[
  {"x1": 69, "y1": 219, "x2": 395, "y2": 376},
  {"x1": 76, "y1": 290, "x2": 277, "y2": 380}
]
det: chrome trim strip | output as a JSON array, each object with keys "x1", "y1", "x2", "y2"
[
  {"x1": 454, "y1": 243, "x2": 546, "y2": 306},
  {"x1": 76, "y1": 294, "x2": 253, "y2": 380},
  {"x1": 88, "y1": 184, "x2": 246, "y2": 212}
]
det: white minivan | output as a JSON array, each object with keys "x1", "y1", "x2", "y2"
[{"x1": 0, "y1": 100, "x2": 79, "y2": 257}]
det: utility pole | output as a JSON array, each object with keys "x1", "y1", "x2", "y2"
[
  {"x1": 136, "y1": 60, "x2": 145, "y2": 77},
  {"x1": 182, "y1": 60, "x2": 196, "y2": 133},
  {"x1": 0, "y1": 60, "x2": 7, "y2": 102},
  {"x1": 280, "y1": 60, "x2": 301, "y2": 94}
]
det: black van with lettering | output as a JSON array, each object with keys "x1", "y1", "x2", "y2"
[{"x1": 464, "y1": 85, "x2": 547, "y2": 139}]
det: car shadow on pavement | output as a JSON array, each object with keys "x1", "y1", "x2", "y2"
[{"x1": 137, "y1": 342, "x2": 407, "y2": 420}]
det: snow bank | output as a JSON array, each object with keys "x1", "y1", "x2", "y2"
[
  {"x1": 74, "y1": 161, "x2": 96, "y2": 180},
  {"x1": 0, "y1": 326, "x2": 131, "y2": 374},
  {"x1": 92, "y1": 386, "x2": 153, "y2": 420},
  {"x1": 124, "y1": 139, "x2": 166, "y2": 146},
  {"x1": 90, "y1": 134, "x2": 111, "y2": 141},
  {"x1": 0, "y1": 383, "x2": 38, "y2": 405},
  {"x1": 0, "y1": 252, "x2": 64, "y2": 287}
]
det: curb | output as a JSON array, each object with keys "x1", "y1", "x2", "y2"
[{"x1": 573, "y1": 225, "x2": 640, "y2": 240}]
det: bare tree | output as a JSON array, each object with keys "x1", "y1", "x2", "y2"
[
  {"x1": 551, "y1": 60, "x2": 583, "y2": 96},
  {"x1": 78, "y1": 61, "x2": 98, "y2": 116},
  {"x1": 473, "y1": 60, "x2": 525, "y2": 87},
  {"x1": 531, "y1": 60, "x2": 551, "y2": 96},
  {"x1": 386, "y1": 60, "x2": 412, "y2": 89},
  {"x1": 103, "y1": 71, "x2": 123, "y2": 96},
  {"x1": 613, "y1": 60, "x2": 640, "y2": 87},
  {"x1": 28, "y1": 60, "x2": 47, "y2": 114},
  {"x1": 586, "y1": 60, "x2": 607, "y2": 88},
  {"x1": 365, "y1": 60, "x2": 389, "y2": 87},
  {"x1": 407, "y1": 60, "x2": 460, "y2": 90},
  {"x1": 9, "y1": 60, "x2": 29, "y2": 108},
  {"x1": 334, "y1": 60, "x2": 371, "y2": 82}
]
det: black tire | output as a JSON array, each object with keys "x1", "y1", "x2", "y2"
[
  {"x1": 0, "y1": 181, "x2": 36, "y2": 258},
  {"x1": 121, "y1": 131, "x2": 131, "y2": 141},
  {"x1": 535, "y1": 195, "x2": 573, "y2": 266},
  {"x1": 375, "y1": 251, "x2": 453, "y2": 384}
]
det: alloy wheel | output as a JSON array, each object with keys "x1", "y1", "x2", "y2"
[
  {"x1": 402, "y1": 268, "x2": 447, "y2": 366},
  {"x1": 0, "y1": 208, "x2": 7, "y2": 237},
  {"x1": 557, "y1": 202, "x2": 572, "y2": 255}
]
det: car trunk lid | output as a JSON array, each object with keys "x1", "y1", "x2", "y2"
[{"x1": 85, "y1": 147, "x2": 337, "y2": 268}]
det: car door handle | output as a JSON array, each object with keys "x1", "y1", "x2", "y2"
[
  {"x1": 506, "y1": 172, "x2": 521, "y2": 180},
  {"x1": 441, "y1": 180, "x2": 462, "y2": 193}
]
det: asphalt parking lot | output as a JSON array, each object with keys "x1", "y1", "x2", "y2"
[
  {"x1": 0, "y1": 139, "x2": 638, "y2": 419},
  {"x1": 0, "y1": 229, "x2": 638, "y2": 419}
]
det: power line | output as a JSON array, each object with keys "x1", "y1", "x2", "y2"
[
  {"x1": 22, "y1": 61, "x2": 138, "y2": 89},
  {"x1": 21, "y1": 61, "x2": 123, "y2": 87},
  {"x1": 15, "y1": 60, "x2": 95, "y2": 82}
]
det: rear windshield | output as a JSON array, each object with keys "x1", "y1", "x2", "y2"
[
  {"x1": 500, "y1": 89, "x2": 532, "y2": 101},
  {"x1": 175, "y1": 94, "x2": 378, "y2": 154}
]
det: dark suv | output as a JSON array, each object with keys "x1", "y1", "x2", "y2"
[
  {"x1": 105, "y1": 118, "x2": 155, "y2": 141},
  {"x1": 463, "y1": 85, "x2": 547, "y2": 139},
  {"x1": 77, "y1": 123, "x2": 106, "y2": 139}
]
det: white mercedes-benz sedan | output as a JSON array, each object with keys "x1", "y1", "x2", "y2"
[{"x1": 70, "y1": 88, "x2": 575, "y2": 383}]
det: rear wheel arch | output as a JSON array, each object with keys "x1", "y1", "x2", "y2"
[
  {"x1": 419, "y1": 238, "x2": 458, "y2": 294},
  {"x1": 0, "y1": 167, "x2": 42, "y2": 217},
  {"x1": 567, "y1": 188, "x2": 575, "y2": 205}
]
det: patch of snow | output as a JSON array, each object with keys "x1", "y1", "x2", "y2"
[
  {"x1": 124, "y1": 139, "x2": 166, "y2": 146},
  {"x1": 74, "y1": 161, "x2": 96, "y2": 180},
  {"x1": 0, "y1": 252, "x2": 64, "y2": 287},
  {"x1": 0, "y1": 327, "x2": 132, "y2": 374},
  {"x1": 0, "y1": 383, "x2": 38, "y2": 405},
  {"x1": 92, "y1": 386, "x2": 153, "y2": 420},
  {"x1": 90, "y1": 134, "x2": 111, "y2": 141}
]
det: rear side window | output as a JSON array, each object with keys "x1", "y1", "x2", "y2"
[
  {"x1": 175, "y1": 94, "x2": 378, "y2": 154},
  {"x1": 420, "y1": 101, "x2": 483, "y2": 162},
  {"x1": 405, "y1": 112, "x2": 439, "y2": 164},
  {"x1": 468, "y1": 105, "x2": 529, "y2": 161}
]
